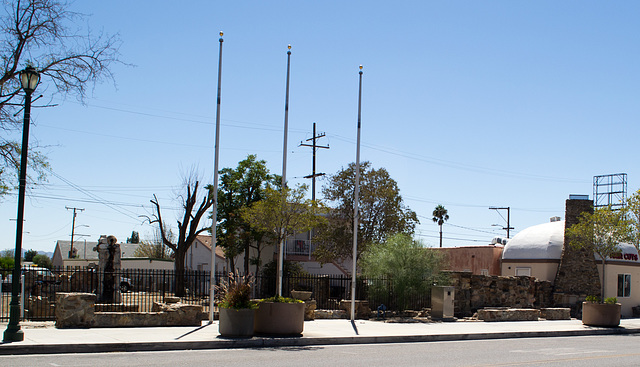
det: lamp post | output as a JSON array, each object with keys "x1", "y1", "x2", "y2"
[{"x1": 4, "y1": 66, "x2": 40, "y2": 342}]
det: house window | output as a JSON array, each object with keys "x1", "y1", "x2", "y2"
[
  {"x1": 618, "y1": 274, "x2": 631, "y2": 298},
  {"x1": 515, "y1": 267, "x2": 531, "y2": 276},
  {"x1": 480, "y1": 269, "x2": 489, "y2": 276}
]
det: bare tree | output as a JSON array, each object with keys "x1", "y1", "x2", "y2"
[
  {"x1": 147, "y1": 176, "x2": 214, "y2": 297},
  {"x1": 0, "y1": 0, "x2": 122, "y2": 195}
]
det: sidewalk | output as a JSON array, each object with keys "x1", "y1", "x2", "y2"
[{"x1": 1, "y1": 318, "x2": 640, "y2": 355}]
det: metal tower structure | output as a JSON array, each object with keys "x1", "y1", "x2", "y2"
[{"x1": 593, "y1": 173, "x2": 627, "y2": 209}]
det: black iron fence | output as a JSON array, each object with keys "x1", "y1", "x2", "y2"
[{"x1": 0, "y1": 267, "x2": 432, "y2": 321}]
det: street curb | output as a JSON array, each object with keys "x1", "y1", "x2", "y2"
[{"x1": 1, "y1": 327, "x2": 639, "y2": 355}]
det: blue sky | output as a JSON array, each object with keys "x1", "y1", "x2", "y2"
[{"x1": 2, "y1": 1, "x2": 640, "y2": 253}]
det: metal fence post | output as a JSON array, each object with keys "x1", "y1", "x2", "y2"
[{"x1": 20, "y1": 274, "x2": 24, "y2": 320}]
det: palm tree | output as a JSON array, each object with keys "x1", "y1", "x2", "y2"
[{"x1": 432, "y1": 204, "x2": 449, "y2": 248}]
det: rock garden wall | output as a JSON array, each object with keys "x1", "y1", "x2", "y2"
[{"x1": 449, "y1": 271, "x2": 553, "y2": 317}]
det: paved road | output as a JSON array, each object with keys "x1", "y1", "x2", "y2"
[{"x1": 3, "y1": 334, "x2": 640, "y2": 367}]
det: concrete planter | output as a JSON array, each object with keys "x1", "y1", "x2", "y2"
[
  {"x1": 219, "y1": 308, "x2": 255, "y2": 337},
  {"x1": 254, "y1": 301, "x2": 304, "y2": 336},
  {"x1": 582, "y1": 302, "x2": 621, "y2": 327}
]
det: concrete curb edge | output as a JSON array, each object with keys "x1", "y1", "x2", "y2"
[{"x1": 1, "y1": 327, "x2": 639, "y2": 355}]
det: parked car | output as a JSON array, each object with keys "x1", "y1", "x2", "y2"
[
  {"x1": 2, "y1": 266, "x2": 58, "y2": 293},
  {"x1": 120, "y1": 277, "x2": 134, "y2": 293}
]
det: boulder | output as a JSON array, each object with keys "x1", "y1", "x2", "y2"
[{"x1": 55, "y1": 292, "x2": 96, "y2": 328}]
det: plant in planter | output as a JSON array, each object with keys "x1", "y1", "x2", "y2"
[
  {"x1": 216, "y1": 271, "x2": 257, "y2": 337},
  {"x1": 604, "y1": 297, "x2": 618, "y2": 304},
  {"x1": 585, "y1": 295, "x2": 600, "y2": 303},
  {"x1": 582, "y1": 295, "x2": 621, "y2": 327},
  {"x1": 567, "y1": 206, "x2": 632, "y2": 327},
  {"x1": 254, "y1": 295, "x2": 305, "y2": 336}
]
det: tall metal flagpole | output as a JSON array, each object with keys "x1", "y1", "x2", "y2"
[
  {"x1": 210, "y1": 31, "x2": 224, "y2": 322},
  {"x1": 278, "y1": 44, "x2": 292, "y2": 297},
  {"x1": 351, "y1": 65, "x2": 363, "y2": 322}
]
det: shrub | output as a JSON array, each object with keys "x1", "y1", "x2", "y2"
[
  {"x1": 258, "y1": 295, "x2": 303, "y2": 304},
  {"x1": 216, "y1": 271, "x2": 257, "y2": 310},
  {"x1": 585, "y1": 295, "x2": 600, "y2": 303},
  {"x1": 604, "y1": 297, "x2": 618, "y2": 305},
  {"x1": 361, "y1": 234, "x2": 449, "y2": 310}
]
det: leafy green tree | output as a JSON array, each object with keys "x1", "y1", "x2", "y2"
[
  {"x1": 0, "y1": 0, "x2": 122, "y2": 196},
  {"x1": 314, "y1": 161, "x2": 418, "y2": 264},
  {"x1": 216, "y1": 155, "x2": 278, "y2": 274},
  {"x1": 242, "y1": 185, "x2": 326, "y2": 293},
  {"x1": 432, "y1": 204, "x2": 449, "y2": 248},
  {"x1": 0, "y1": 249, "x2": 14, "y2": 270},
  {"x1": 566, "y1": 206, "x2": 633, "y2": 300},
  {"x1": 624, "y1": 189, "x2": 640, "y2": 252},
  {"x1": 32, "y1": 254, "x2": 52, "y2": 269},
  {"x1": 24, "y1": 249, "x2": 38, "y2": 262},
  {"x1": 257, "y1": 259, "x2": 309, "y2": 298},
  {"x1": 361, "y1": 234, "x2": 448, "y2": 310}
]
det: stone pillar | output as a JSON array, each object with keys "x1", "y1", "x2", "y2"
[
  {"x1": 94, "y1": 235, "x2": 121, "y2": 303},
  {"x1": 553, "y1": 198, "x2": 600, "y2": 311}
]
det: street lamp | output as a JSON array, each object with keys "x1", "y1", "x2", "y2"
[{"x1": 4, "y1": 66, "x2": 40, "y2": 342}]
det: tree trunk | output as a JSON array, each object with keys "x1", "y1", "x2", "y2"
[
  {"x1": 254, "y1": 238, "x2": 263, "y2": 276},
  {"x1": 439, "y1": 225, "x2": 443, "y2": 248},
  {"x1": 228, "y1": 255, "x2": 236, "y2": 274},
  {"x1": 174, "y1": 250, "x2": 186, "y2": 297},
  {"x1": 244, "y1": 240, "x2": 250, "y2": 275}
]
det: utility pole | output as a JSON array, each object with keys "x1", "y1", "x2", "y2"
[
  {"x1": 66, "y1": 207, "x2": 84, "y2": 258},
  {"x1": 299, "y1": 122, "x2": 329, "y2": 201},
  {"x1": 489, "y1": 206, "x2": 514, "y2": 238}
]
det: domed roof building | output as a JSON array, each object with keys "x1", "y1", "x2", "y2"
[
  {"x1": 501, "y1": 201, "x2": 640, "y2": 317},
  {"x1": 502, "y1": 220, "x2": 565, "y2": 261}
]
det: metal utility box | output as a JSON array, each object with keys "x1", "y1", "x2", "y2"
[{"x1": 431, "y1": 286, "x2": 455, "y2": 319}]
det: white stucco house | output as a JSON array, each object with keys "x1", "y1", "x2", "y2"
[{"x1": 186, "y1": 235, "x2": 228, "y2": 273}]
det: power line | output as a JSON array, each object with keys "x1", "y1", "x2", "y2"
[
  {"x1": 49, "y1": 170, "x2": 141, "y2": 220},
  {"x1": 328, "y1": 133, "x2": 587, "y2": 184},
  {"x1": 443, "y1": 222, "x2": 503, "y2": 236},
  {"x1": 414, "y1": 232, "x2": 487, "y2": 243}
]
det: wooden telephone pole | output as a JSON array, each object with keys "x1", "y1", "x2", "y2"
[{"x1": 299, "y1": 122, "x2": 329, "y2": 201}]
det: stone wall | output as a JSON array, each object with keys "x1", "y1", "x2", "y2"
[
  {"x1": 449, "y1": 272, "x2": 553, "y2": 317},
  {"x1": 55, "y1": 292, "x2": 205, "y2": 328}
]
